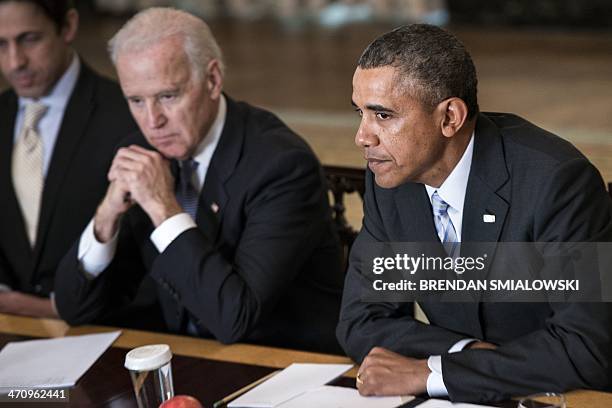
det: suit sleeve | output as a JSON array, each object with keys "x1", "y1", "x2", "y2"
[
  {"x1": 54, "y1": 133, "x2": 157, "y2": 325},
  {"x1": 149, "y1": 148, "x2": 333, "y2": 343},
  {"x1": 442, "y1": 158, "x2": 612, "y2": 402},
  {"x1": 337, "y1": 170, "x2": 471, "y2": 361},
  {"x1": 54, "y1": 214, "x2": 148, "y2": 325},
  {"x1": 0, "y1": 250, "x2": 15, "y2": 289}
]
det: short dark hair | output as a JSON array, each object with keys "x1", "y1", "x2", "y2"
[
  {"x1": 358, "y1": 24, "x2": 479, "y2": 119},
  {"x1": 0, "y1": 0, "x2": 75, "y2": 31}
]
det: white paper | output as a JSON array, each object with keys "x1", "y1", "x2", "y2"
[
  {"x1": 277, "y1": 385, "x2": 413, "y2": 408},
  {"x1": 417, "y1": 399, "x2": 496, "y2": 408},
  {"x1": 0, "y1": 331, "x2": 121, "y2": 389},
  {"x1": 228, "y1": 363, "x2": 353, "y2": 408}
]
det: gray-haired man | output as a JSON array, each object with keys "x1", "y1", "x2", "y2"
[{"x1": 55, "y1": 7, "x2": 344, "y2": 353}]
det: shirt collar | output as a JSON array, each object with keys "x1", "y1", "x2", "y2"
[
  {"x1": 425, "y1": 131, "x2": 475, "y2": 214},
  {"x1": 191, "y1": 94, "x2": 227, "y2": 167}
]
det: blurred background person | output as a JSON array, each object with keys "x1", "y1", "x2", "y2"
[{"x1": 0, "y1": 0, "x2": 136, "y2": 317}]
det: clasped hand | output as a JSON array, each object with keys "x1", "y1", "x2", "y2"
[{"x1": 95, "y1": 145, "x2": 182, "y2": 241}]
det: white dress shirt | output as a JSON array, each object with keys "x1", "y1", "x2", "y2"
[
  {"x1": 422, "y1": 132, "x2": 479, "y2": 397},
  {"x1": 0, "y1": 55, "x2": 81, "y2": 293},
  {"x1": 78, "y1": 95, "x2": 227, "y2": 276}
]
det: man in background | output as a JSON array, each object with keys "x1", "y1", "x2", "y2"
[
  {"x1": 0, "y1": 0, "x2": 136, "y2": 317},
  {"x1": 55, "y1": 7, "x2": 344, "y2": 353},
  {"x1": 338, "y1": 24, "x2": 612, "y2": 402}
]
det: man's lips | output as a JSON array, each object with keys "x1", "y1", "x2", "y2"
[
  {"x1": 365, "y1": 156, "x2": 391, "y2": 164},
  {"x1": 11, "y1": 73, "x2": 35, "y2": 87},
  {"x1": 151, "y1": 134, "x2": 176, "y2": 143},
  {"x1": 366, "y1": 157, "x2": 392, "y2": 171}
]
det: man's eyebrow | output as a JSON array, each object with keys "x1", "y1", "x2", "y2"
[
  {"x1": 351, "y1": 101, "x2": 396, "y2": 114},
  {"x1": 365, "y1": 104, "x2": 396, "y2": 114},
  {"x1": 15, "y1": 31, "x2": 41, "y2": 41}
]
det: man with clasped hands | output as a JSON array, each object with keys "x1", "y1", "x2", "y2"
[{"x1": 54, "y1": 7, "x2": 344, "y2": 353}]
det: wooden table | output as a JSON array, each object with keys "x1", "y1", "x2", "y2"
[{"x1": 1, "y1": 314, "x2": 611, "y2": 407}]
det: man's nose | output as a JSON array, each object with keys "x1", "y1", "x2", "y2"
[
  {"x1": 145, "y1": 101, "x2": 166, "y2": 129},
  {"x1": 355, "y1": 118, "x2": 379, "y2": 148},
  {"x1": 8, "y1": 44, "x2": 27, "y2": 71}
]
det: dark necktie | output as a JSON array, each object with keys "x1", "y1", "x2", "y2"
[
  {"x1": 175, "y1": 159, "x2": 202, "y2": 335},
  {"x1": 176, "y1": 159, "x2": 199, "y2": 219}
]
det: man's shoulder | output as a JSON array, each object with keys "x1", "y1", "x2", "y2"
[
  {"x1": 482, "y1": 112, "x2": 585, "y2": 166},
  {"x1": 230, "y1": 98, "x2": 315, "y2": 158},
  {"x1": 79, "y1": 64, "x2": 126, "y2": 104},
  {"x1": 70, "y1": 63, "x2": 136, "y2": 136}
]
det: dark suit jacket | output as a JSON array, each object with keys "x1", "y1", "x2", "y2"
[
  {"x1": 337, "y1": 112, "x2": 612, "y2": 402},
  {"x1": 0, "y1": 62, "x2": 136, "y2": 296},
  {"x1": 55, "y1": 97, "x2": 345, "y2": 353}
]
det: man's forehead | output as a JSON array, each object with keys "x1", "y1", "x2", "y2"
[
  {"x1": 0, "y1": 2, "x2": 53, "y2": 35},
  {"x1": 117, "y1": 52, "x2": 192, "y2": 94},
  {"x1": 122, "y1": 34, "x2": 186, "y2": 58},
  {"x1": 352, "y1": 66, "x2": 408, "y2": 100}
]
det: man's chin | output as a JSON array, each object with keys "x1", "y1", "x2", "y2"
[
  {"x1": 12, "y1": 84, "x2": 46, "y2": 99},
  {"x1": 154, "y1": 145, "x2": 188, "y2": 161},
  {"x1": 373, "y1": 173, "x2": 401, "y2": 189}
]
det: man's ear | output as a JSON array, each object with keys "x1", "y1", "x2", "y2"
[
  {"x1": 438, "y1": 97, "x2": 468, "y2": 138},
  {"x1": 61, "y1": 9, "x2": 79, "y2": 44},
  {"x1": 205, "y1": 59, "x2": 223, "y2": 100}
]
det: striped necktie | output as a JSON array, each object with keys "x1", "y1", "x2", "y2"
[
  {"x1": 176, "y1": 159, "x2": 199, "y2": 219},
  {"x1": 12, "y1": 102, "x2": 48, "y2": 247},
  {"x1": 431, "y1": 191, "x2": 460, "y2": 258}
]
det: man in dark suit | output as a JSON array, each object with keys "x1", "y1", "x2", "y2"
[
  {"x1": 337, "y1": 24, "x2": 612, "y2": 402},
  {"x1": 0, "y1": 0, "x2": 136, "y2": 317},
  {"x1": 54, "y1": 7, "x2": 344, "y2": 353}
]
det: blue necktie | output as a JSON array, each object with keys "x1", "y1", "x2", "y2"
[
  {"x1": 176, "y1": 159, "x2": 199, "y2": 219},
  {"x1": 432, "y1": 191, "x2": 460, "y2": 258}
]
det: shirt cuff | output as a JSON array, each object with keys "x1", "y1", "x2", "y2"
[
  {"x1": 77, "y1": 219, "x2": 118, "y2": 277},
  {"x1": 150, "y1": 213, "x2": 197, "y2": 253},
  {"x1": 426, "y1": 339, "x2": 478, "y2": 397},
  {"x1": 427, "y1": 355, "x2": 448, "y2": 397},
  {"x1": 0, "y1": 284, "x2": 11, "y2": 292},
  {"x1": 449, "y1": 338, "x2": 478, "y2": 353}
]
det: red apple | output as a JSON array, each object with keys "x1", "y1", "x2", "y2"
[{"x1": 159, "y1": 395, "x2": 203, "y2": 408}]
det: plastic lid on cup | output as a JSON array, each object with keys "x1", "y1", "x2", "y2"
[{"x1": 125, "y1": 344, "x2": 172, "y2": 371}]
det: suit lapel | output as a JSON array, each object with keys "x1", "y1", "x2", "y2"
[
  {"x1": 462, "y1": 114, "x2": 511, "y2": 269},
  {"x1": 0, "y1": 92, "x2": 33, "y2": 259},
  {"x1": 462, "y1": 115, "x2": 510, "y2": 284},
  {"x1": 449, "y1": 115, "x2": 511, "y2": 339},
  {"x1": 394, "y1": 182, "x2": 440, "y2": 243},
  {"x1": 0, "y1": 92, "x2": 18, "y2": 185},
  {"x1": 33, "y1": 64, "x2": 96, "y2": 264},
  {"x1": 196, "y1": 96, "x2": 244, "y2": 242}
]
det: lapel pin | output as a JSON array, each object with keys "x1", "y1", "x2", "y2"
[
  {"x1": 483, "y1": 214, "x2": 496, "y2": 223},
  {"x1": 211, "y1": 202, "x2": 219, "y2": 214}
]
